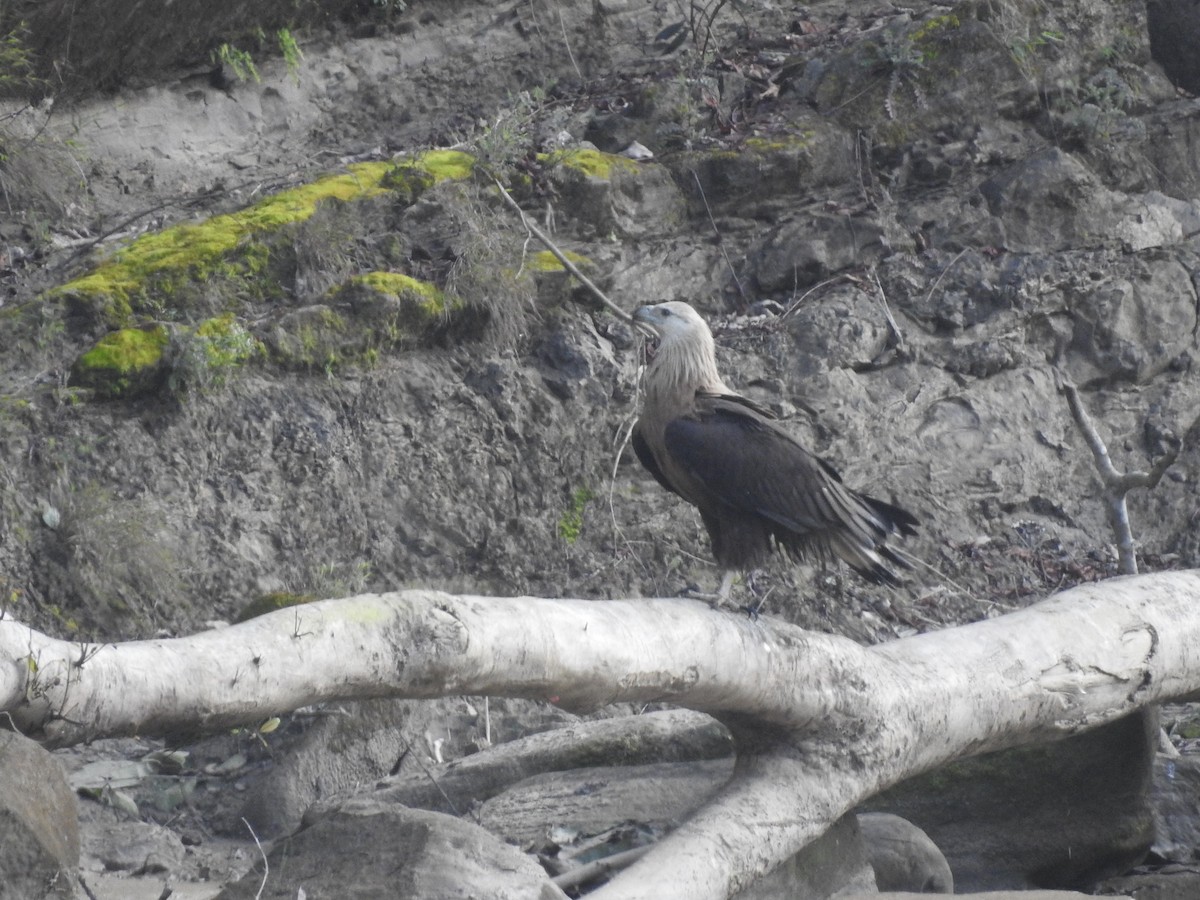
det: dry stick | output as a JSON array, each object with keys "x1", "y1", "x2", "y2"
[
  {"x1": 242, "y1": 817, "x2": 269, "y2": 900},
  {"x1": 400, "y1": 735, "x2": 463, "y2": 817},
  {"x1": 868, "y1": 266, "x2": 904, "y2": 349},
  {"x1": 557, "y1": 9, "x2": 583, "y2": 81},
  {"x1": 492, "y1": 176, "x2": 658, "y2": 588},
  {"x1": 690, "y1": 169, "x2": 747, "y2": 307},
  {"x1": 491, "y1": 176, "x2": 635, "y2": 326},
  {"x1": 1057, "y1": 371, "x2": 1180, "y2": 576},
  {"x1": 924, "y1": 247, "x2": 967, "y2": 309},
  {"x1": 779, "y1": 275, "x2": 847, "y2": 320},
  {"x1": 552, "y1": 844, "x2": 653, "y2": 892}
]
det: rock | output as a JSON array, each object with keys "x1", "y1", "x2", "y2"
[
  {"x1": 479, "y1": 758, "x2": 734, "y2": 846},
  {"x1": 749, "y1": 212, "x2": 893, "y2": 292},
  {"x1": 860, "y1": 710, "x2": 1156, "y2": 891},
  {"x1": 1149, "y1": 754, "x2": 1200, "y2": 861},
  {"x1": 782, "y1": 284, "x2": 895, "y2": 372},
  {"x1": 978, "y1": 148, "x2": 1120, "y2": 253},
  {"x1": 68, "y1": 325, "x2": 171, "y2": 400},
  {"x1": 546, "y1": 149, "x2": 687, "y2": 240},
  {"x1": 1097, "y1": 865, "x2": 1200, "y2": 900},
  {"x1": 681, "y1": 125, "x2": 857, "y2": 218},
  {"x1": 479, "y1": 759, "x2": 875, "y2": 898},
  {"x1": 735, "y1": 813, "x2": 877, "y2": 900},
  {"x1": 1064, "y1": 256, "x2": 1196, "y2": 384},
  {"x1": 843, "y1": 891, "x2": 1129, "y2": 900},
  {"x1": 858, "y1": 812, "x2": 953, "y2": 893},
  {"x1": 81, "y1": 820, "x2": 185, "y2": 874},
  {"x1": 0, "y1": 731, "x2": 82, "y2": 898},
  {"x1": 312, "y1": 708, "x2": 732, "y2": 822},
  {"x1": 243, "y1": 696, "x2": 581, "y2": 840},
  {"x1": 238, "y1": 698, "x2": 456, "y2": 840},
  {"x1": 215, "y1": 802, "x2": 559, "y2": 899}
]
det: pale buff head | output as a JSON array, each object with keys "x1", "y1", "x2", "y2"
[{"x1": 633, "y1": 301, "x2": 728, "y2": 398}]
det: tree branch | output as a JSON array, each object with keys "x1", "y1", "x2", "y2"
[
  {"x1": 1057, "y1": 371, "x2": 1181, "y2": 574},
  {"x1": 3, "y1": 572, "x2": 1200, "y2": 898},
  {"x1": 491, "y1": 176, "x2": 635, "y2": 325}
]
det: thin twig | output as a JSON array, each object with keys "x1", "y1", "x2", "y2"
[
  {"x1": 868, "y1": 266, "x2": 904, "y2": 348},
  {"x1": 690, "y1": 168, "x2": 746, "y2": 307},
  {"x1": 398, "y1": 736, "x2": 462, "y2": 817},
  {"x1": 242, "y1": 817, "x2": 269, "y2": 900},
  {"x1": 491, "y1": 176, "x2": 635, "y2": 325},
  {"x1": 924, "y1": 248, "x2": 967, "y2": 310},
  {"x1": 558, "y1": 10, "x2": 583, "y2": 81},
  {"x1": 779, "y1": 275, "x2": 847, "y2": 320}
]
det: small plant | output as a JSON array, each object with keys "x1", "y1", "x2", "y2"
[
  {"x1": 212, "y1": 43, "x2": 260, "y2": 84},
  {"x1": 0, "y1": 23, "x2": 40, "y2": 97},
  {"x1": 460, "y1": 88, "x2": 549, "y2": 180},
  {"x1": 277, "y1": 28, "x2": 303, "y2": 84},
  {"x1": 557, "y1": 487, "x2": 597, "y2": 544},
  {"x1": 166, "y1": 315, "x2": 260, "y2": 395}
]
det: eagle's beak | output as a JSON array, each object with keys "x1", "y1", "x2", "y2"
[{"x1": 631, "y1": 305, "x2": 660, "y2": 340}]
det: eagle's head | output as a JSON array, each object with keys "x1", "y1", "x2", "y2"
[{"x1": 633, "y1": 301, "x2": 711, "y2": 352}]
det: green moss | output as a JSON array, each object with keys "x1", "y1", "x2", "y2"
[
  {"x1": 401, "y1": 148, "x2": 476, "y2": 182},
  {"x1": 744, "y1": 133, "x2": 816, "y2": 152},
  {"x1": 0, "y1": 395, "x2": 31, "y2": 414},
  {"x1": 46, "y1": 151, "x2": 476, "y2": 330},
  {"x1": 529, "y1": 250, "x2": 593, "y2": 273},
  {"x1": 911, "y1": 13, "x2": 961, "y2": 61},
  {"x1": 194, "y1": 314, "x2": 260, "y2": 367},
  {"x1": 347, "y1": 271, "x2": 449, "y2": 315},
  {"x1": 70, "y1": 325, "x2": 170, "y2": 399},
  {"x1": 543, "y1": 148, "x2": 640, "y2": 179},
  {"x1": 380, "y1": 149, "x2": 475, "y2": 202}
]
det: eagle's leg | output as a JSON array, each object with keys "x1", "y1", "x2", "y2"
[{"x1": 715, "y1": 570, "x2": 738, "y2": 608}]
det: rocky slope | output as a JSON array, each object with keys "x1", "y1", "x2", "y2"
[{"x1": 0, "y1": 0, "x2": 1198, "y2": 895}]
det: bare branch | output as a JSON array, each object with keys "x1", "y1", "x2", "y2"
[
  {"x1": 3, "y1": 573, "x2": 1200, "y2": 899},
  {"x1": 1057, "y1": 371, "x2": 1182, "y2": 575}
]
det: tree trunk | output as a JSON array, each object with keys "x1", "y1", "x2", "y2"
[{"x1": 2, "y1": 570, "x2": 1198, "y2": 899}]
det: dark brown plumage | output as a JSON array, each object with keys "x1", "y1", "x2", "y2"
[{"x1": 631, "y1": 301, "x2": 918, "y2": 596}]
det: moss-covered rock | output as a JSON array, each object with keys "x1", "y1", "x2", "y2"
[
  {"x1": 543, "y1": 147, "x2": 640, "y2": 179},
  {"x1": 47, "y1": 151, "x2": 476, "y2": 331},
  {"x1": 69, "y1": 325, "x2": 170, "y2": 399},
  {"x1": 528, "y1": 250, "x2": 593, "y2": 273},
  {"x1": 259, "y1": 271, "x2": 467, "y2": 369},
  {"x1": 262, "y1": 305, "x2": 352, "y2": 372}
]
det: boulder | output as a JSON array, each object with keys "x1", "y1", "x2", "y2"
[
  {"x1": 860, "y1": 710, "x2": 1156, "y2": 891},
  {"x1": 478, "y1": 758, "x2": 876, "y2": 898},
  {"x1": 80, "y1": 820, "x2": 185, "y2": 874},
  {"x1": 858, "y1": 811, "x2": 953, "y2": 893},
  {"x1": 0, "y1": 731, "x2": 82, "y2": 899},
  {"x1": 1149, "y1": 753, "x2": 1200, "y2": 861},
  {"x1": 215, "y1": 802, "x2": 558, "y2": 899}
]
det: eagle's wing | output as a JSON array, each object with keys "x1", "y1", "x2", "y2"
[
  {"x1": 664, "y1": 399, "x2": 851, "y2": 531},
  {"x1": 664, "y1": 397, "x2": 917, "y2": 580},
  {"x1": 631, "y1": 427, "x2": 683, "y2": 498}
]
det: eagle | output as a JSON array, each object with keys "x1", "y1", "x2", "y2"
[{"x1": 631, "y1": 301, "x2": 918, "y2": 601}]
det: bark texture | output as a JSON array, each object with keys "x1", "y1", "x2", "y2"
[{"x1": 2, "y1": 570, "x2": 1199, "y2": 898}]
